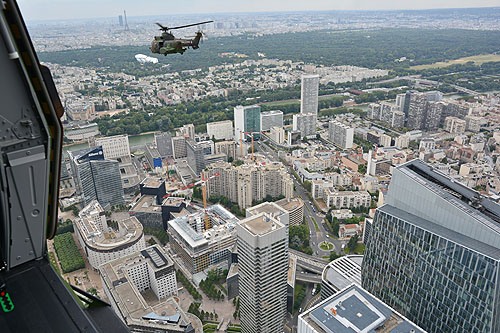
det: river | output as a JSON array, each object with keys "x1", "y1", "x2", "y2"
[{"x1": 62, "y1": 132, "x2": 156, "y2": 157}]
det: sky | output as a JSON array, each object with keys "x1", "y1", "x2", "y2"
[{"x1": 18, "y1": 0, "x2": 500, "y2": 21}]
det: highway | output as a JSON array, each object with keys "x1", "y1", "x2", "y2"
[{"x1": 295, "y1": 272, "x2": 322, "y2": 284}]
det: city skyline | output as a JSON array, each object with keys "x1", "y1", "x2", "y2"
[{"x1": 18, "y1": 0, "x2": 500, "y2": 21}]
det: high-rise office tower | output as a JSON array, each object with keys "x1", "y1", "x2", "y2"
[
  {"x1": 301, "y1": 74, "x2": 319, "y2": 115},
  {"x1": 118, "y1": 15, "x2": 123, "y2": 26},
  {"x1": 68, "y1": 146, "x2": 124, "y2": 207},
  {"x1": 362, "y1": 160, "x2": 500, "y2": 333},
  {"x1": 234, "y1": 105, "x2": 261, "y2": 141},
  {"x1": 237, "y1": 212, "x2": 288, "y2": 333},
  {"x1": 123, "y1": 10, "x2": 129, "y2": 31},
  {"x1": 186, "y1": 139, "x2": 205, "y2": 176}
]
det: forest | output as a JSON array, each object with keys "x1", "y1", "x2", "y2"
[{"x1": 39, "y1": 28, "x2": 500, "y2": 75}]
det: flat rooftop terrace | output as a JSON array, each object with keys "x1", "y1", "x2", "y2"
[
  {"x1": 301, "y1": 284, "x2": 424, "y2": 333},
  {"x1": 240, "y1": 214, "x2": 282, "y2": 236}
]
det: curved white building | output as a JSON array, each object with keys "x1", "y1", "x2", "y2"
[
  {"x1": 320, "y1": 255, "x2": 363, "y2": 300},
  {"x1": 74, "y1": 200, "x2": 146, "y2": 269}
]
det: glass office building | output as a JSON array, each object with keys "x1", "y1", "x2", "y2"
[
  {"x1": 68, "y1": 146, "x2": 125, "y2": 207},
  {"x1": 234, "y1": 105, "x2": 261, "y2": 142},
  {"x1": 362, "y1": 160, "x2": 500, "y2": 333}
]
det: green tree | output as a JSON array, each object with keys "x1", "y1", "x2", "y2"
[{"x1": 347, "y1": 234, "x2": 359, "y2": 253}]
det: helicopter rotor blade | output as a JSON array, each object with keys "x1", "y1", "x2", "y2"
[
  {"x1": 155, "y1": 22, "x2": 168, "y2": 30},
  {"x1": 168, "y1": 20, "x2": 213, "y2": 30}
]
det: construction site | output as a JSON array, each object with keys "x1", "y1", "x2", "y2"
[{"x1": 167, "y1": 204, "x2": 240, "y2": 275}]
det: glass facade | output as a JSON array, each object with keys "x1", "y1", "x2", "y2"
[
  {"x1": 244, "y1": 105, "x2": 261, "y2": 140},
  {"x1": 362, "y1": 208, "x2": 500, "y2": 333}
]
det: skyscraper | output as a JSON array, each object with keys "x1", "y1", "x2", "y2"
[
  {"x1": 301, "y1": 74, "x2": 319, "y2": 115},
  {"x1": 406, "y1": 92, "x2": 428, "y2": 130},
  {"x1": 362, "y1": 160, "x2": 500, "y2": 333},
  {"x1": 234, "y1": 105, "x2": 261, "y2": 141},
  {"x1": 68, "y1": 146, "x2": 124, "y2": 207},
  {"x1": 237, "y1": 212, "x2": 288, "y2": 333}
]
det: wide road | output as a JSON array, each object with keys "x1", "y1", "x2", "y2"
[{"x1": 254, "y1": 140, "x2": 347, "y2": 259}]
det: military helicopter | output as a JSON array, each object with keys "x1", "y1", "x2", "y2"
[{"x1": 150, "y1": 20, "x2": 213, "y2": 55}]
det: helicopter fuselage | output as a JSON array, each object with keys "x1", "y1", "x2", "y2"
[{"x1": 150, "y1": 31, "x2": 203, "y2": 56}]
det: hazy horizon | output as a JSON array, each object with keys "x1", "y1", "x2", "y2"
[{"x1": 18, "y1": 0, "x2": 500, "y2": 22}]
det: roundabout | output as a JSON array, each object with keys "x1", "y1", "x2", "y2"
[{"x1": 319, "y1": 241, "x2": 334, "y2": 251}]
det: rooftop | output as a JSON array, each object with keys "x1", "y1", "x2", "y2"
[
  {"x1": 99, "y1": 245, "x2": 199, "y2": 331},
  {"x1": 227, "y1": 263, "x2": 239, "y2": 279},
  {"x1": 276, "y1": 197, "x2": 304, "y2": 212},
  {"x1": 239, "y1": 213, "x2": 282, "y2": 236},
  {"x1": 207, "y1": 119, "x2": 232, "y2": 125},
  {"x1": 300, "y1": 284, "x2": 424, "y2": 333},
  {"x1": 140, "y1": 177, "x2": 163, "y2": 189},
  {"x1": 322, "y1": 255, "x2": 363, "y2": 293},
  {"x1": 261, "y1": 110, "x2": 283, "y2": 115},
  {"x1": 75, "y1": 200, "x2": 143, "y2": 251},
  {"x1": 167, "y1": 204, "x2": 239, "y2": 249},
  {"x1": 131, "y1": 195, "x2": 162, "y2": 213},
  {"x1": 246, "y1": 202, "x2": 287, "y2": 219}
]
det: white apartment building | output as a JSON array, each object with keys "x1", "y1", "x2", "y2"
[
  {"x1": 293, "y1": 113, "x2": 317, "y2": 138},
  {"x1": 270, "y1": 126, "x2": 286, "y2": 145},
  {"x1": 178, "y1": 123, "x2": 195, "y2": 139},
  {"x1": 260, "y1": 110, "x2": 283, "y2": 131},
  {"x1": 379, "y1": 133, "x2": 392, "y2": 147},
  {"x1": 215, "y1": 140, "x2": 239, "y2": 160},
  {"x1": 301, "y1": 74, "x2": 319, "y2": 115},
  {"x1": 395, "y1": 135, "x2": 409, "y2": 149},
  {"x1": 204, "y1": 159, "x2": 294, "y2": 209},
  {"x1": 444, "y1": 116, "x2": 466, "y2": 134},
  {"x1": 465, "y1": 115, "x2": 482, "y2": 132},
  {"x1": 328, "y1": 120, "x2": 354, "y2": 149},
  {"x1": 207, "y1": 120, "x2": 234, "y2": 141},
  {"x1": 275, "y1": 197, "x2": 304, "y2": 227},
  {"x1": 237, "y1": 213, "x2": 288, "y2": 333},
  {"x1": 419, "y1": 138, "x2": 436, "y2": 151},
  {"x1": 73, "y1": 200, "x2": 146, "y2": 270},
  {"x1": 95, "y1": 134, "x2": 131, "y2": 160},
  {"x1": 324, "y1": 189, "x2": 371, "y2": 209}
]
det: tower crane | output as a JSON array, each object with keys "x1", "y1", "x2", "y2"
[
  {"x1": 162, "y1": 172, "x2": 220, "y2": 230},
  {"x1": 242, "y1": 130, "x2": 263, "y2": 162}
]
